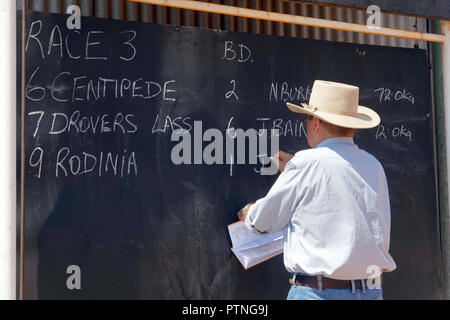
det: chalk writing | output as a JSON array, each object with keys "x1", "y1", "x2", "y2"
[
  {"x1": 120, "y1": 30, "x2": 137, "y2": 61},
  {"x1": 50, "y1": 111, "x2": 137, "y2": 135},
  {"x1": 269, "y1": 82, "x2": 312, "y2": 103},
  {"x1": 26, "y1": 67, "x2": 177, "y2": 103},
  {"x1": 29, "y1": 147, "x2": 44, "y2": 178},
  {"x1": 28, "y1": 110, "x2": 137, "y2": 136},
  {"x1": 225, "y1": 80, "x2": 239, "y2": 100},
  {"x1": 26, "y1": 20, "x2": 137, "y2": 62},
  {"x1": 56, "y1": 147, "x2": 137, "y2": 178},
  {"x1": 375, "y1": 87, "x2": 415, "y2": 105},
  {"x1": 256, "y1": 117, "x2": 307, "y2": 138},
  {"x1": 222, "y1": 41, "x2": 253, "y2": 63},
  {"x1": 375, "y1": 123, "x2": 412, "y2": 142},
  {"x1": 28, "y1": 111, "x2": 45, "y2": 138},
  {"x1": 151, "y1": 114, "x2": 193, "y2": 134}
]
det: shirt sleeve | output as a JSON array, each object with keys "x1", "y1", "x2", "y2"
[{"x1": 244, "y1": 161, "x2": 303, "y2": 235}]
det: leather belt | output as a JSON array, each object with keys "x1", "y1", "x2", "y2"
[{"x1": 289, "y1": 275, "x2": 371, "y2": 291}]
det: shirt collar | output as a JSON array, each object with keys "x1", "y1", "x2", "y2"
[{"x1": 314, "y1": 137, "x2": 355, "y2": 149}]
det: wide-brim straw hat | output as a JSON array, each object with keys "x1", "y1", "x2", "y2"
[{"x1": 286, "y1": 80, "x2": 380, "y2": 129}]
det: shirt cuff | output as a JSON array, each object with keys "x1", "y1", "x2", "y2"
[{"x1": 243, "y1": 205, "x2": 266, "y2": 236}]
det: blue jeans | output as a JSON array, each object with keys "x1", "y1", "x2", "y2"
[{"x1": 287, "y1": 285, "x2": 383, "y2": 300}]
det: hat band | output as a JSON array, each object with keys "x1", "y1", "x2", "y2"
[{"x1": 305, "y1": 104, "x2": 357, "y2": 117}]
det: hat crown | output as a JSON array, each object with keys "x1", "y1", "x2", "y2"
[{"x1": 308, "y1": 80, "x2": 359, "y2": 116}]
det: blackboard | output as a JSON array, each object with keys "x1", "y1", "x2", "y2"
[{"x1": 21, "y1": 10, "x2": 441, "y2": 299}]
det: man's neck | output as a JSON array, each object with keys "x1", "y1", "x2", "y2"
[{"x1": 313, "y1": 134, "x2": 354, "y2": 148}]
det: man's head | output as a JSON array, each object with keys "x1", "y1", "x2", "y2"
[
  {"x1": 286, "y1": 80, "x2": 380, "y2": 147},
  {"x1": 304, "y1": 115, "x2": 355, "y2": 148}
]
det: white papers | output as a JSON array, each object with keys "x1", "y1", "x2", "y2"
[{"x1": 228, "y1": 221, "x2": 284, "y2": 270}]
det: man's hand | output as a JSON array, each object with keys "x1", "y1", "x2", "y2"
[
  {"x1": 272, "y1": 151, "x2": 294, "y2": 172},
  {"x1": 238, "y1": 203, "x2": 254, "y2": 222}
]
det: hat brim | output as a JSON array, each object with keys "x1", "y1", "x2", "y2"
[{"x1": 286, "y1": 102, "x2": 380, "y2": 129}]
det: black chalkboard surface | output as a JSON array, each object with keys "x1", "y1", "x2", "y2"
[{"x1": 22, "y1": 10, "x2": 441, "y2": 299}]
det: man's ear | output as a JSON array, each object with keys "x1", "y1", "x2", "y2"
[{"x1": 314, "y1": 118, "x2": 321, "y2": 134}]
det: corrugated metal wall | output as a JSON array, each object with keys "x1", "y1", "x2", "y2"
[{"x1": 19, "y1": 0, "x2": 428, "y2": 49}]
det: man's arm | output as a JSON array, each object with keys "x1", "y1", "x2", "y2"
[
  {"x1": 241, "y1": 161, "x2": 302, "y2": 235},
  {"x1": 237, "y1": 151, "x2": 295, "y2": 227}
]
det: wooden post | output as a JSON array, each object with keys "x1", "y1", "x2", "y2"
[
  {"x1": 442, "y1": 21, "x2": 450, "y2": 299},
  {"x1": 0, "y1": 0, "x2": 16, "y2": 300}
]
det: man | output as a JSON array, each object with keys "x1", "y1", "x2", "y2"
[{"x1": 238, "y1": 80, "x2": 396, "y2": 300}]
